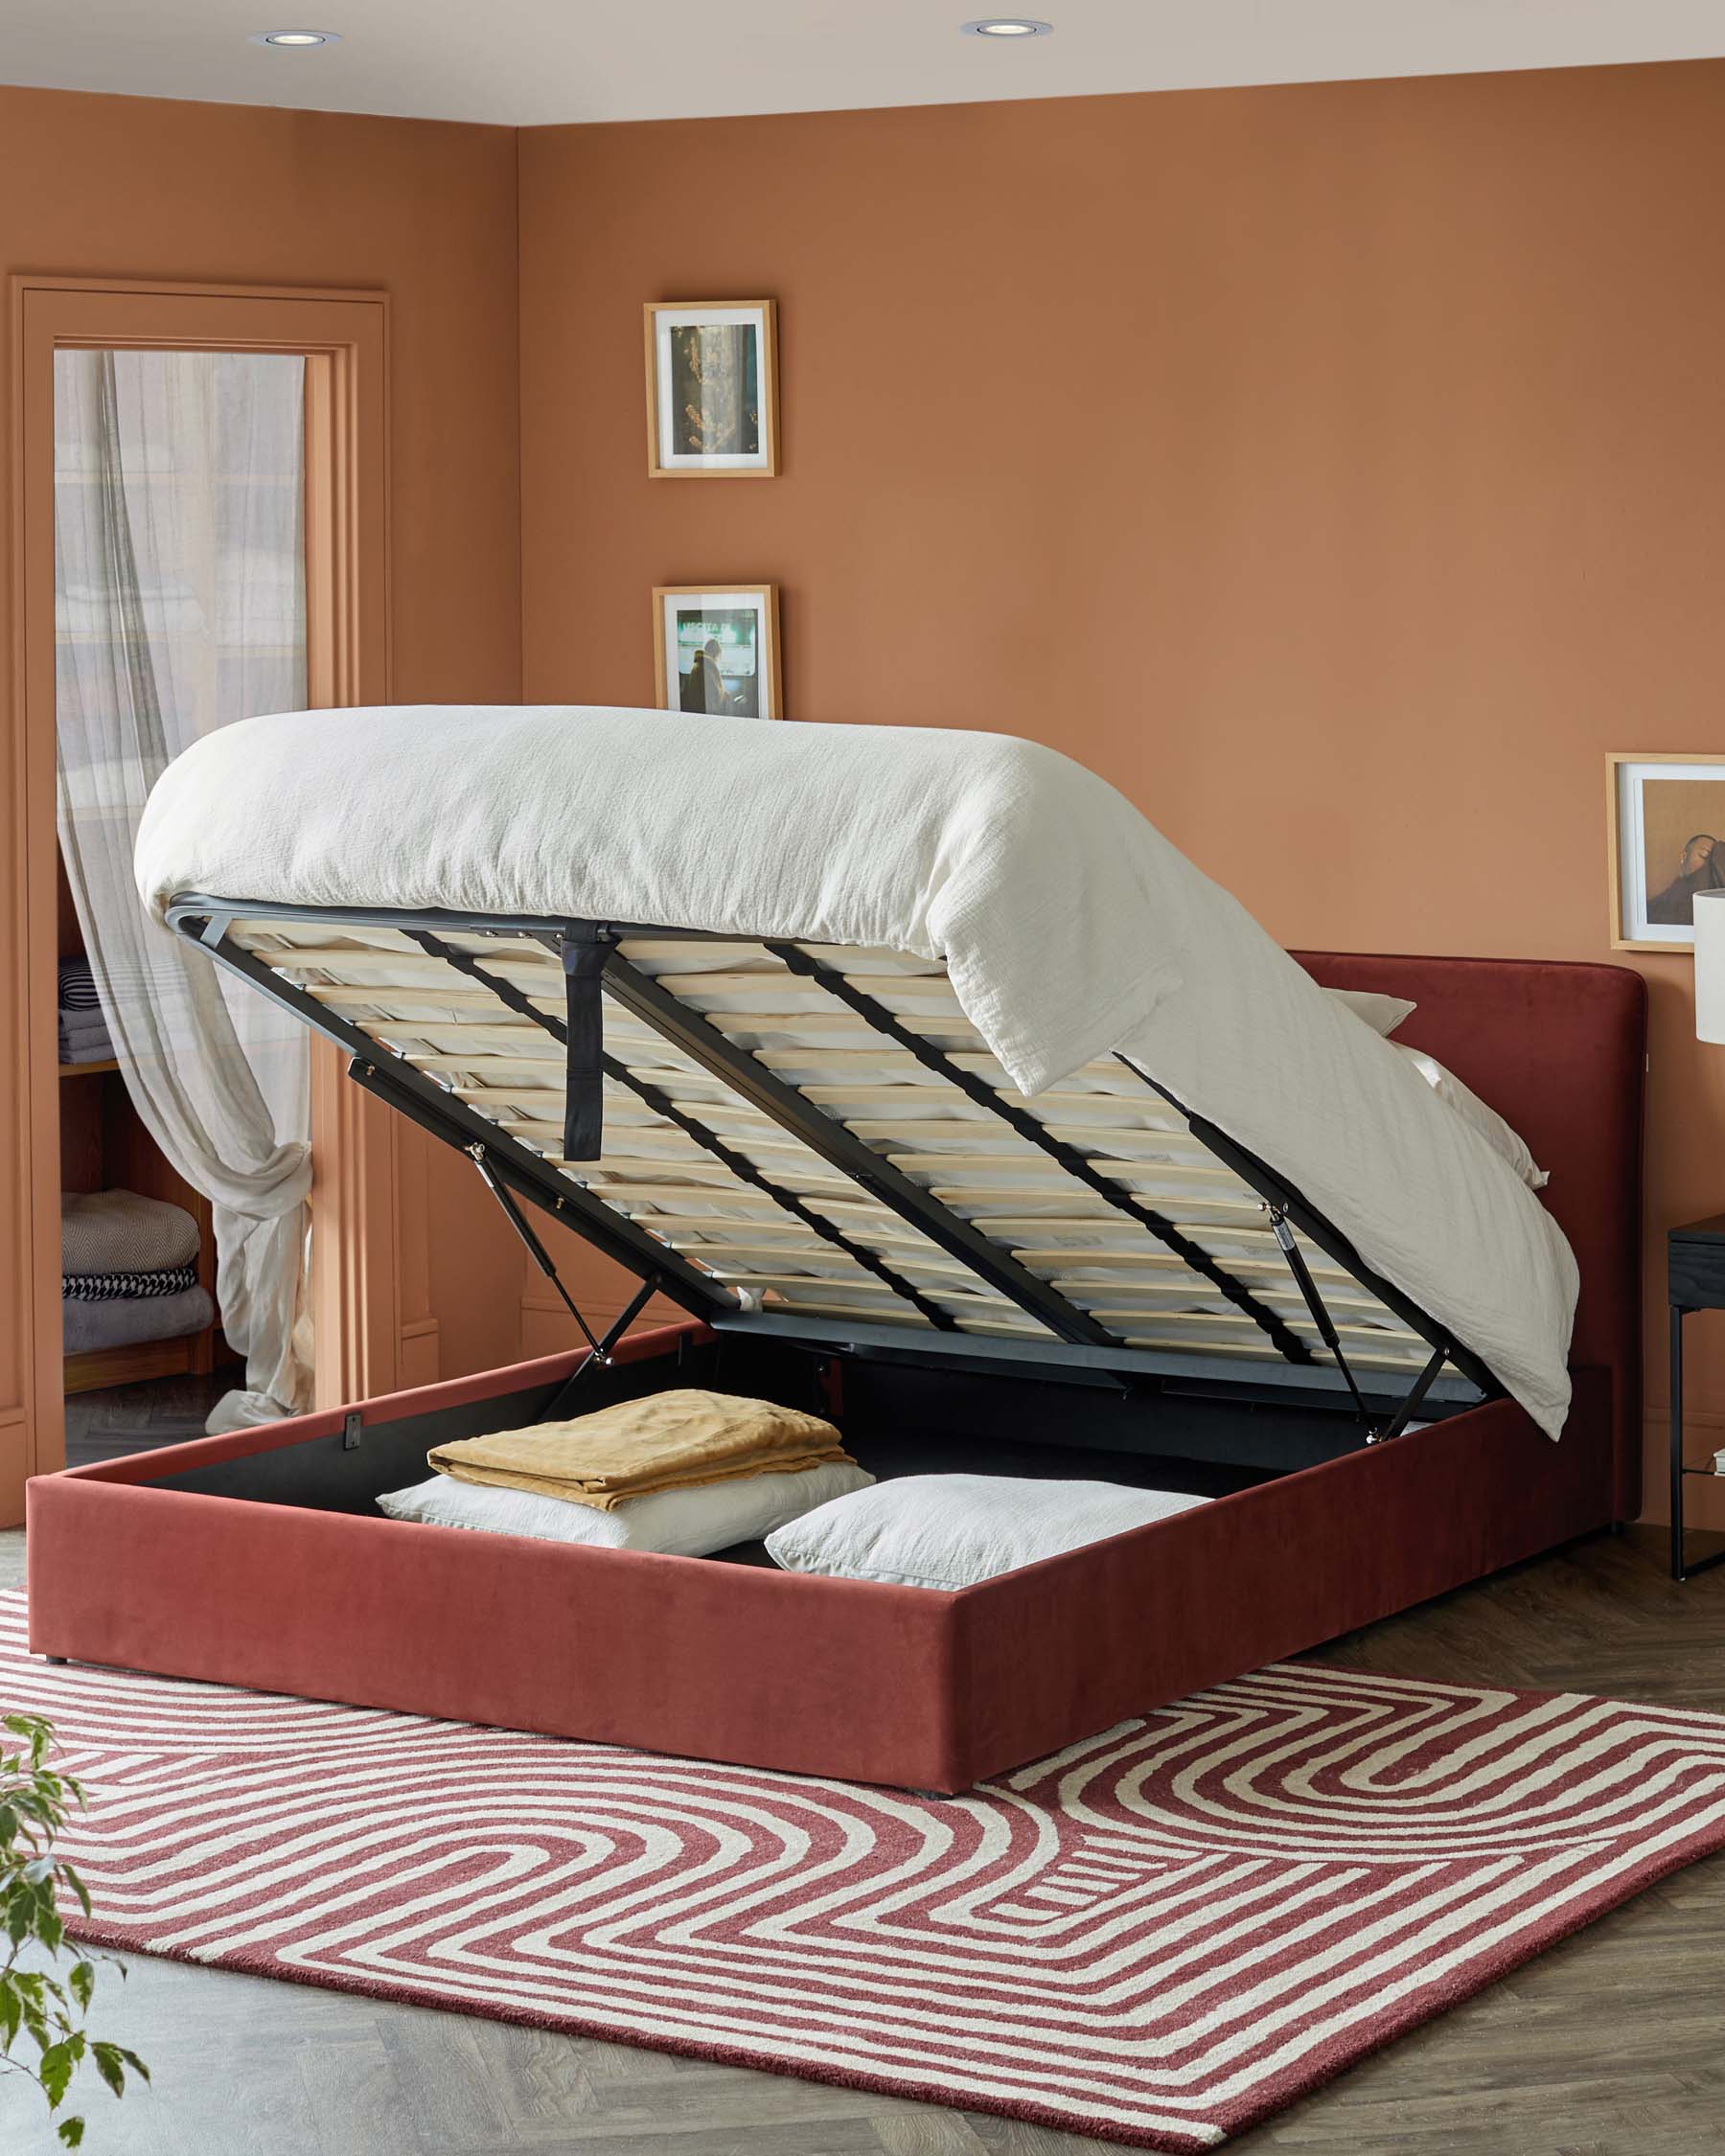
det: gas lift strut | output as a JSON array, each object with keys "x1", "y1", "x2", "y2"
[
  {"x1": 1268, "y1": 1207, "x2": 1450, "y2": 1445},
  {"x1": 466, "y1": 1141, "x2": 656, "y2": 1389}
]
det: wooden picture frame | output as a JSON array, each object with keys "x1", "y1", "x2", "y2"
[
  {"x1": 1606, "y1": 753, "x2": 1725, "y2": 952},
  {"x1": 644, "y1": 301, "x2": 778, "y2": 478},
  {"x1": 653, "y1": 585, "x2": 781, "y2": 719}
]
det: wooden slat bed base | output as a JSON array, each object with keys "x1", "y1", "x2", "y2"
[{"x1": 224, "y1": 919, "x2": 1419, "y2": 1364}]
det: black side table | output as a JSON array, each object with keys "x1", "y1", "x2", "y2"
[{"x1": 1669, "y1": 1214, "x2": 1725, "y2": 1580}]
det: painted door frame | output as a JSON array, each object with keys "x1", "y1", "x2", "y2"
[{"x1": 4, "y1": 275, "x2": 400, "y2": 1522}]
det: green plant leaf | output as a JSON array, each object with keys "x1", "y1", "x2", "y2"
[
  {"x1": 0, "y1": 1710, "x2": 149, "y2": 2119},
  {"x1": 58, "y1": 1864, "x2": 92, "y2": 1919},
  {"x1": 38, "y1": 2038, "x2": 74, "y2": 2106}
]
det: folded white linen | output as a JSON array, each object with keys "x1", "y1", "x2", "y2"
[
  {"x1": 134, "y1": 706, "x2": 1579, "y2": 1434},
  {"x1": 765, "y1": 1474, "x2": 1211, "y2": 1589},
  {"x1": 377, "y1": 1456, "x2": 875, "y2": 1555}
]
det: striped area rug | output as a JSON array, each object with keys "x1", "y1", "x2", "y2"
[{"x1": 7, "y1": 1591, "x2": 1725, "y2": 2150}]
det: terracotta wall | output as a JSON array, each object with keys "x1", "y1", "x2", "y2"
[
  {"x1": 517, "y1": 61, "x2": 1725, "y2": 1523},
  {"x1": 0, "y1": 85, "x2": 527, "y2": 1509},
  {"x1": 5, "y1": 64, "x2": 1722, "y2": 1523}
]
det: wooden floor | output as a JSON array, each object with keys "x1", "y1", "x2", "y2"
[
  {"x1": 3, "y1": 1522, "x2": 1725, "y2": 2155},
  {"x1": 62, "y1": 1369, "x2": 239, "y2": 1468}
]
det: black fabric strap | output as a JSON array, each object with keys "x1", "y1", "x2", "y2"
[{"x1": 562, "y1": 929, "x2": 609, "y2": 1161}]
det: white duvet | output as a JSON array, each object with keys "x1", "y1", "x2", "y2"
[{"x1": 135, "y1": 705, "x2": 1578, "y2": 1434}]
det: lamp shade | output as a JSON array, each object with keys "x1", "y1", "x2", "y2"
[{"x1": 1695, "y1": 888, "x2": 1725, "y2": 1044}]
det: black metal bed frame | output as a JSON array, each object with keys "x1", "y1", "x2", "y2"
[{"x1": 165, "y1": 896, "x2": 1498, "y2": 1443}]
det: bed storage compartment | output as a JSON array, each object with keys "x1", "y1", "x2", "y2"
[
  {"x1": 28, "y1": 1322, "x2": 1619, "y2": 1795},
  {"x1": 26, "y1": 832, "x2": 1645, "y2": 1792}
]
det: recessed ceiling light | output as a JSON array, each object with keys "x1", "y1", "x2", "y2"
[
  {"x1": 250, "y1": 29, "x2": 340, "y2": 47},
  {"x1": 961, "y1": 17, "x2": 1053, "y2": 35}
]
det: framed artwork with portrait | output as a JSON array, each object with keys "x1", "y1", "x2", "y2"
[
  {"x1": 1607, "y1": 754, "x2": 1725, "y2": 952},
  {"x1": 653, "y1": 585, "x2": 781, "y2": 720},
  {"x1": 644, "y1": 302, "x2": 778, "y2": 477}
]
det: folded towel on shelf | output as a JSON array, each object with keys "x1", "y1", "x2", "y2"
[
  {"x1": 57, "y1": 1033, "x2": 116, "y2": 1067},
  {"x1": 58, "y1": 1014, "x2": 115, "y2": 1064},
  {"x1": 61, "y1": 1188, "x2": 199, "y2": 1275},
  {"x1": 57, "y1": 957, "x2": 103, "y2": 1011},
  {"x1": 427, "y1": 1389, "x2": 851, "y2": 1512},
  {"x1": 62, "y1": 1262, "x2": 199, "y2": 1304},
  {"x1": 63, "y1": 1283, "x2": 214, "y2": 1357},
  {"x1": 57, "y1": 962, "x2": 114, "y2": 1064},
  {"x1": 58, "y1": 1008, "x2": 110, "y2": 1037}
]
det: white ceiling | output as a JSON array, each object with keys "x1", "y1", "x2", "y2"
[{"x1": 2, "y1": 0, "x2": 1722, "y2": 129}]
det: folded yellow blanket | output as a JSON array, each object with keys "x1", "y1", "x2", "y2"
[{"x1": 426, "y1": 1388, "x2": 849, "y2": 1512}]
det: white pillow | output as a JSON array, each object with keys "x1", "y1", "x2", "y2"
[
  {"x1": 765, "y1": 1474, "x2": 1210, "y2": 1591},
  {"x1": 378, "y1": 1457, "x2": 874, "y2": 1556},
  {"x1": 1327, "y1": 987, "x2": 1416, "y2": 1037},
  {"x1": 1395, "y1": 1045, "x2": 1549, "y2": 1190}
]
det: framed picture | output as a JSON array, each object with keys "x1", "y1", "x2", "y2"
[
  {"x1": 643, "y1": 301, "x2": 778, "y2": 477},
  {"x1": 653, "y1": 585, "x2": 781, "y2": 720},
  {"x1": 1607, "y1": 754, "x2": 1725, "y2": 952}
]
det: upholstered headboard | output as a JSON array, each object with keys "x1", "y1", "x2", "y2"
[{"x1": 1296, "y1": 952, "x2": 1647, "y2": 1520}]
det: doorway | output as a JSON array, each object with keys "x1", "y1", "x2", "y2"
[
  {"x1": 56, "y1": 347, "x2": 309, "y2": 1452},
  {"x1": 5, "y1": 279, "x2": 396, "y2": 1521}
]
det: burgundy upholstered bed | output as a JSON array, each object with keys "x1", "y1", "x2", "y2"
[{"x1": 25, "y1": 950, "x2": 1644, "y2": 1795}]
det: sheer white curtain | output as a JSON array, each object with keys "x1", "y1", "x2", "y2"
[{"x1": 55, "y1": 349, "x2": 313, "y2": 1431}]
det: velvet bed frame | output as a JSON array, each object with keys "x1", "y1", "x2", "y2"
[{"x1": 25, "y1": 952, "x2": 1645, "y2": 1795}]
